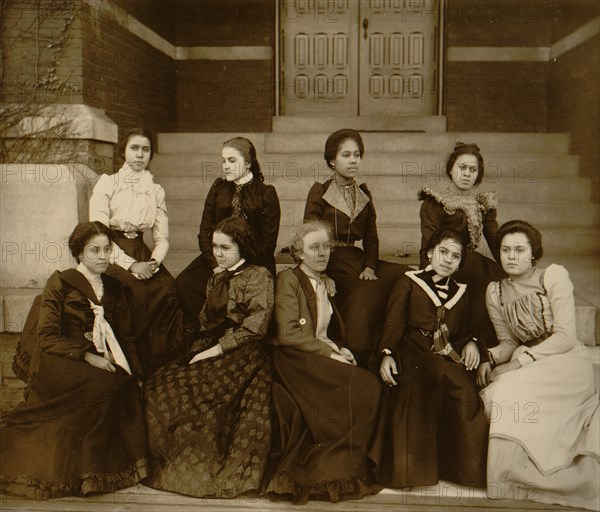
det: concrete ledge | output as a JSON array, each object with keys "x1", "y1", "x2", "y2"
[{"x1": 3, "y1": 104, "x2": 117, "y2": 143}]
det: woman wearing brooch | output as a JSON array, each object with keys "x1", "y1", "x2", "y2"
[
  {"x1": 418, "y1": 142, "x2": 505, "y2": 348},
  {"x1": 265, "y1": 221, "x2": 382, "y2": 504},
  {"x1": 304, "y1": 129, "x2": 408, "y2": 364}
]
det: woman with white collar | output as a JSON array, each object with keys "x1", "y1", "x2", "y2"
[
  {"x1": 143, "y1": 216, "x2": 274, "y2": 499},
  {"x1": 266, "y1": 221, "x2": 382, "y2": 504},
  {"x1": 89, "y1": 127, "x2": 184, "y2": 374},
  {"x1": 372, "y1": 227, "x2": 489, "y2": 489},
  {"x1": 2, "y1": 222, "x2": 147, "y2": 498},
  {"x1": 176, "y1": 136, "x2": 280, "y2": 320}
]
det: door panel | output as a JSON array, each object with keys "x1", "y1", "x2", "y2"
[
  {"x1": 281, "y1": 0, "x2": 359, "y2": 115},
  {"x1": 280, "y1": 0, "x2": 439, "y2": 116},
  {"x1": 359, "y1": 0, "x2": 438, "y2": 115}
]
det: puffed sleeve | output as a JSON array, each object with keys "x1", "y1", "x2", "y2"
[
  {"x1": 486, "y1": 282, "x2": 519, "y2": 365},
  {"x1": 303, "y1": 182, "x2": 326, "y2": 221},
  {"x1": 218, "y1": 267, "x2": 274, "y2": 352},
  {"x1": 256, "y1": 184, "x2": 281, "y2": 262},
  {"x1": 517, "y1": 264, "x2": 577, "y2": 366},
  {"x1": 419, "y1": 196, "x2": 445, "y2": 268},
  {"x1": 89, "y1": 174, "x2": 136, "y2": 270},
  {"x1": 197, "y1": 179, "x2": 219, "y2": 268},
  {"x1": 89, "y1": 174, "x2": 112, "y2": 227},
  {"x1": 150, "y1": 184, "x2": 169, "y2": 265},
  {"x1": 361, "y1": 184, "x2": 380, "y2": 271},
  {"x1": 273, "y1": 270, "x2": 333, "y2": 357},
  {"x1": 37, "y1": 272, "x2": 92, "y2": 360}
]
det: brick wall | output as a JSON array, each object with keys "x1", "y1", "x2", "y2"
[
  {"x1": 445, "y1": 62, "x2": 548, "y2": 132},
  {"x1": 79, "y1": 1, "x2": 177, "y2": 144},
  {"x1": 548, "y1": 35, "x2": 600, "y2": 203},
  {"x1": 173, "y1": 0, "x2": 274, "y2": 132},
  {"x1": 0, "y1": 0, "x2": 83, "y2": 105}
]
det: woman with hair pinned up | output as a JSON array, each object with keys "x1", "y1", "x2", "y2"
[
  {"x1": 89, "y1": 128, "x2": 184, "y2": 374},
  {"x1": 304, "y1": 128, "x2": 408, "y2": 364},
  {"x1": 176, "y1": 136, "x2": 280, "y2": 320},
  {"x1": 418, "y1": 142, "x2": 506, "y2": 349},
  {"x1": 143, "y1": 216, "x2": 274, "y2": 499}
]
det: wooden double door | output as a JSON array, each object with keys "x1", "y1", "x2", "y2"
[{"x1": 281, "y1": 0, "x2": 440, "y2": 116}]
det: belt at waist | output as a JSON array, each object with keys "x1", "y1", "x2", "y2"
[
  {"x1": 334, "y1": 240, "x2": 357, "y2": 247},
  {"x1": 523, "y1": 331, "x2": 551, "y2": 347},
  {"x1": 111, "y1": 229, "x2": 143, "y2": 239}
]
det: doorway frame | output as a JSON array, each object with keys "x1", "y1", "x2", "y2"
[{"x1": 274, "y1": 0, "x2": 447, "y2": 117}]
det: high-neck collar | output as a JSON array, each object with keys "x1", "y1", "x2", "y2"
[
  {"x1": 334, "y1": 174, "x2": 355, "y2": 187},
  {"x1": 221, "y1": 257, "x2": 247, "y2": 273},
  {"x1": 234, "y1": 172, "x2": 253, "y2": 186}
]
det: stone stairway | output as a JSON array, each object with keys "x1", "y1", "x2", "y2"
[{"x1": 1, "y1": 117, "x2": 599, "y2": 412}]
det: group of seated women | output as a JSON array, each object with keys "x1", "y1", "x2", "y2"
[{"x1": 1, "y1": 128, "x2": 598, "y2": 511}]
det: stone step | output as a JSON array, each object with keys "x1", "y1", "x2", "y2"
[
  {"x1": 166, "y1": 198, "x2": 599, "y2": 230},
  {"x1": 150, "y1": 153, "x2": 580, "y2": 180},
  {"x1": 272, "y1": 115, "x2": 448, "y2": 133},
  {"x1": 264, "y1": 132, "x2": 572, "y2": 155},
  {"x1": 157, "y1": 175, "x2": 592, "y2": 203},
  {"x1": 157, "y1": 130, "x2": 569, "y2": 155},
  {"x1": 167, "y1": 222, "x2": 599, "y2": 259}
]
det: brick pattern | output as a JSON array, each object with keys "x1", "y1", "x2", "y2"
[
  {"x1": 172, "y1": 0, "x2": 274, "y2": 47},
  {"x1": 177, "y1": 60, "x2": 274, "y2": 133},
  {"x1": 446, "y1": 0, "x2": 552, "y2": 47},
  {"x1": 548, "y1": 35, "x2": 600, "y2": 203},
  {"x1": 80, "y1": 1, "x2": 177, "y2": 139},
  {"x1": 445, "y1": 62, "x2": 548, "y2": 133}
]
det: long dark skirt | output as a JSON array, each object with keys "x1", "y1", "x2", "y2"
[
  {"x1": 142, "y1": 338, "x2": 272, "y2": 498},
  {"x1": 107, "y1": 232, "x2": 184, "y2": 373},
  {"x1": 453, "y1": 250, "x2": 506, "y2": 348},
  {"x1": 265, "y1": 347, "x2": 382, "y2": 504},
  {"x1": 327, "y1": 246, "x2": 408, "y2": 365},
  {"x1": 0, "y1": 351, "x2": 148, "y2": 499},
  {"x1": 370, "y1": 333, "x2": 488, "y2": 488}
]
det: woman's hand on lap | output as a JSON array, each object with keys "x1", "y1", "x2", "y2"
[
  {"x1": 359, "y1": 267, "x2": 377, "y2": 280},
  {"x1": 85, "y1": 352, "x2": 116, "y2": 373},
  {"x1": 477, "y1": 362, "x2": 491, "y2": 387},
  {"x1": 330, "y1": 352, "x2": 352, "y2": 365},
  {"x1": 340, "y1": 347, "x2": 357, "y2": 366},
  {"x1": 461, "y1": 341, "x2": 480, "y2": 370},
  {"x1": 130, "y1": 261, "x2": 155, "y2": 280},
  {"x1": 380, "y1": 355, "x2": 398, "y2": 386},
  {"x1": 489, "y1": 359, "x2": 521, "y2": 382}
]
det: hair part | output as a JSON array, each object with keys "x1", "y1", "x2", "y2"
[
  {"x1": 496, "y1": 220, "x2": 543, "y2": 265},
  {"x1": 214, "y1": 216, "x2": 258, "y2": 262},
  {"x1": 119, "y1": 127, "x2": 155, "y2": 161},
  {"x1": 445, "y1": 142, "x2": 484, "y2": 186},
  {"x1": 426, "y1": 227, "x2": 468, "y2": 270},
  {"x1": 324, "y1": 128, "x2": 365, "y2": 169},
  {"x1": 68, "y1": 221, "x2": 114, "y2": 263},
  {"x1": 288, "y1": 220, "x2": 333, "y2": 264},
  {"x1": 222, "y1": 137, "x2": 264, "y2": 182}
]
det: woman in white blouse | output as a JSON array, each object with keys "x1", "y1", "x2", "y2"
[
  {"x1": 90, "y1": 128, "x2": 184, "y2": 374},
  {"x1": 478, "y1": 220, "x2": 599, "y2": 511}
]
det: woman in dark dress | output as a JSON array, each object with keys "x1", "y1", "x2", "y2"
[
  {"x1": 176, "y1": 137, "x2": 280, "y2": 318},
  {"x1": 418, "y1": 142, "x2": 505, "y2": 348},
  {"x1": 266, "y1": 221, "x2": 382, "y2": 504},
  {"x1": 304, "y1": 129, "x2": 408, "y2": 363},
  {"x1": 143, "y1": 216, "x2": 274, "y2": 499},
  {"x1": 89, "y1": 128, "x2": 184, "y2": 374},
  {"x1": 1, "y1": 222, "x2": 148, "y2": 498},
  {"x1": 372, "y1": 228, "x2": 489, "y2": 489}
]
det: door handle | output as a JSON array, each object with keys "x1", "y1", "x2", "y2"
[{"x1": 362, "y1": 18, "x2": 369, "y2": 40}]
